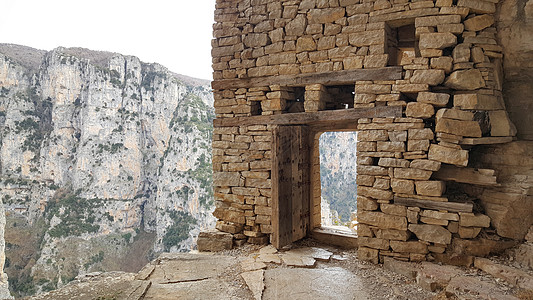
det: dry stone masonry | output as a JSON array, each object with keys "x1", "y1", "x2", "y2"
[{"x1": 209, "y1": 0, "x2": 533, "y2": 265}]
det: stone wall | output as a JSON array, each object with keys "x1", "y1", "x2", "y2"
[
  {"x1": 211, "y1": 0, "x2": 532, "y2": 263},
  {"x1": 496, "y1": 0, "x2": 533, "y2": 140}
]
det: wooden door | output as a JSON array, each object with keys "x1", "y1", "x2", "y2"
[{"x1": 272, "y1": 125, "x2": 310, "y2": 248}]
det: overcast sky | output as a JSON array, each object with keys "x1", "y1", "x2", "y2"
[{"x1": 0, "y1": 0, "x2": 216, "y2": 80}]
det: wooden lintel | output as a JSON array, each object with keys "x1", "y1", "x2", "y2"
[
  {"x1": 213, "y1": 106, "x2": 402, "y2": 127},
  {"x1": 433, "y1": 165, "x2": 499, "y2": 186},
  {"x1": 394, "y1": 196, "x2": 473, "y2": 213},
  {"x1": 211, "y1": 67, "x2": 403, "y2": 90}
]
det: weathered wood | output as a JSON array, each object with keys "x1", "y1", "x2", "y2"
[
  {"x1": 214, "y1": 106, "x2": 402, "y2": 127},
  {"x1": 460, "y1": 136, "x2": 513, "y2": 145},
  {"x1": 272, "y1": 125, "x2": 310, "y2": 248},
  {"x1": 211, "y1": 67, "x2": 403, "y2": 90},
  {"x1": 433, "y1": 165, "x2": 498, "y2": 186},
  {"x1": 394, "y1": 196, "x2": 473, "y2": 213}
]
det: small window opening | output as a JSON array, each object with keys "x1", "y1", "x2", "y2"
[
  {"x1": 284, "y1": 87, "x2": 305, "y2": 113},
  {"x1": 387, "y1": 23, "x2": 417, "y2": 66},
  {"x1": 319, "y1": 131, "x2": 358, "y2": 233},
  {"x1": 324, "y1": 85, "x2": 355, "y2": 110},
  {"x1": 251, "y1": 100, "x2": 262, "y2": 116}
]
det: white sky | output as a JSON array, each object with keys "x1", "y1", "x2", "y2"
[{"x1": 0, "y1": 0, "x2": 217, "y2": 80}]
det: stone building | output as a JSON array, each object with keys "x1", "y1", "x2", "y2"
[{"x1": 208, "y1": 0, "x2": 533, "y2": 265}]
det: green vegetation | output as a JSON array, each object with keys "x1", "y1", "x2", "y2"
[
  {"x1": 97, "y1": 143, "x2": 125, "y2": 154},
  {"x1": 45, "y1": 192, "x2": 100, "y2": 238},
  {"x1": 83, "y1": 251, "x2": 104, "y2": 269},
  {"x1": 187, "y1": 154, "x2": 213, "y2": 207},
  {"x1": 162, "y1": 211, "x2": 197, "y2": 251}
]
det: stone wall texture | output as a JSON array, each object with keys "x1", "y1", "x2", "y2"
[{"x1": 211, "y1": 0, "x2": 533, "y2": 264}]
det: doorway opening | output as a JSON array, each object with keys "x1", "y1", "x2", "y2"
[{"x1": 318, "y1": 131, "x2": 358, "y2": 234}]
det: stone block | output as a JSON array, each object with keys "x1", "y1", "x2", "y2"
[
  {"x1": 307, "y1": 8, "x2": 346, "y2": 24},
  {"x1": 435, "y1": 108, "x2": 473, "y2": 121},
  {"x1": 213, "y1": 172, "x2": 242, "y2": 186},
  {"x1": 445, "y1": 69, "x2": 485, "y2": 90},
  {"x1": 464, "y1": 14, "x2": 494, "y2": 32},
  {"x1": 419, "y1": 33, "x2": 457, "y2": 50},
  {"x1": 458, "y1": 226, "x2": 482, "y2": 239},
  {"x1": 408, "y1": 224, "x2": 452, "y2": 244},
  {"x1": 390, "y1": 240, "x2": 429, "y2": 254},
  {"x1": 348, "y1": 30, "x2": 385, "y2": 46},
  {"x1": 357, "y1": 175, "x2": 376, "y2": 186},
  {"x1": 358, "y1": 129, "x2": 388, "y2": 141},
  {"x1": 357, "y1": 165, "x2": 388, "y2": 176},
  {"x1": 410, "y1": 159, "x2": 441, "y2": 171},
  {"x1": 393, "y1": 168, "x2": 433, "y2": 180},
  {"x1": 357, "y1": 195, "x2": 379, "y2": 211},
  {"x1": 358, "y1": 186, "x2": 393, "y2": 201},
  {"x1": 457, "y1": 0, "x2": 496, "y2": 14},
  {"x1": 406, "y1": 102, "x2": 435, "y2": 119},
  {"x1": 453, "y1": 94, "x2": 503, "y2": 110},
  {"x1": 430, "y1": 56, "x2": 453, "y2": 73},
  {"x1": 420, "y1": 210, "x2": 459, "y2": 221},
  {"x1": 415, "y1": 181, "x2": 446, "y2": 197},
  {"x1": 391, "y1": 179, "x2": 415, "y2": 194},
  {"x1": 428, "y1": 144, "x2": 469, "y2": 167},
  {"x1": 383, "y1": 257, "x2": 417, "y2": 279},
  {"x1": 197, "y1": 230, "x2": 233, "y2": 252},
  {"x1": 358, "y1": 247, "x2": 379, "y2": 264},
  {"x1": 296, "y1": 37, "x2": 317, "y2": 52},
  {"x1": 358, "y1": 237, "x2": 390, "y2": 250},
  {"x1": 410, "y1": 69, "x2": 446, "y2": 85},
  {"x1": 408, "y1": 128, "x2": 434, "y2": 140},
  {"x1": 488, "y1": 110, "x2": 517, "y2": 137},
  {"x1": 376, "y1": 141, "x2": 405, "y2": 152},
  {"x1": 407, "y1": 209, "x2": 420, "y2": 223},
  {"x1": 358, "y1": 211, "x2": 408, "y2": 231},
  {"x1": 435, "y1": 118, "x2": 481, "y2": 137},
  {"x1": 417, "y1": 92, "x2": 450, "y2": 107},
  {"x1": 375, "y1": 229, "x2": 411, "y2": 241},
  {"x1": 408, "y1": 140, "x2": 430, "y2": 152},
  {"x1": 420, "y1": 216, "x2": 449, "y2": 226},
  {"x1": 363, "y1": 55, "x2": 389, "y2": 68},
  {"x1": 459, "y1": 213, "x2": 491, "y2": 228},
  {"x1": 378, "y1": 158, "x2": 410, "y2": 168},
  {"x1": 381, "y1": 204, "x2": 407, "y2": 216}
]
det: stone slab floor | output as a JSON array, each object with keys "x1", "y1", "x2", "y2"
[{"x1": 28, "y1": 240, "x2": 529, "y2": 300}]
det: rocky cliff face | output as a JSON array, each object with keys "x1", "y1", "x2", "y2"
[
  {"x1": 319, "y1": 131, "x2": 358, "y2": 223},
  {"x1": 0, "y1": 44, "x2": 215, "y2": 297}
]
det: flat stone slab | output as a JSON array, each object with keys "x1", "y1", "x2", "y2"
[
  {"x1": 149, "y1": 253, "x2": 236, "y2": 284},
  {"x1": 284, "y1": 247, "x2": 334, "y2": 262},
  {"x1": 143, "y1": 278, "x2": 243, "y2": 300},
  {"x1": 263, "y1": 267, "x2": 370, "y2": 300},
  {"x1": 241, "y1": 270, "x2": 265, "y2": 300},
  {"x1": 280, "y1": 253, "x2": 316, "y2": 268}
]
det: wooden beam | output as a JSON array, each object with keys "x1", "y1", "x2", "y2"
[
  {"x1": 214, "y1": 106, "x2": 402, "y2": 127},
  {"x1": 433, "y1": 165, "x2": 499, "y2": 186},
  {"x1": 394, "y1": 196, "x2": 473, "y2": 213},
  {"x1": 211, "y1": 67, "x2": 403, "y2": 90}
]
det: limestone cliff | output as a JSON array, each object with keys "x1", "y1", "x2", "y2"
[
  {"x1": 319, "y1": 132, "x2": 358, "y2": 223},
  {"x1": 0, "y1": 44, "x2": 215, "y2": 297}
]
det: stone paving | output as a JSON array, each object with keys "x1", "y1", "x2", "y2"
[{"x1": 29, "y1": 244, "x2": 529, "y2": 300}]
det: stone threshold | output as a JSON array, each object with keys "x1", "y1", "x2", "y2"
[{"x1": 311, "y1": 226, "x2": 358, "y2": 249}]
